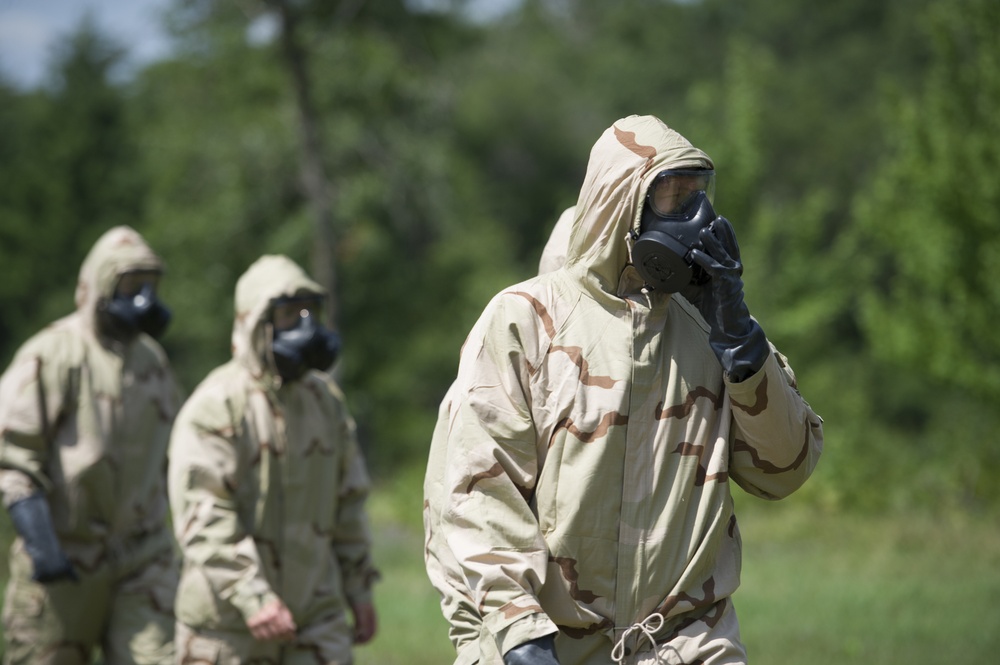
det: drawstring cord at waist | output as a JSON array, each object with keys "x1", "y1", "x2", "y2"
[{"x1": 611, "y1": 612, "x2": 666, "y2": 664}]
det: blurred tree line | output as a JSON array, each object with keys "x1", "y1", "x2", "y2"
[{"x1": 1, "y1": 0, "x2": 997, "y2": 514}]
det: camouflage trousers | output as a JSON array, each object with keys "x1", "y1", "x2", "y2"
[
  {"x1": 1, "y1": 536, "x2": 178, "y2": 665},
  {"x1": 175, "y1": 611, "x2": 354, "y2": 665}
]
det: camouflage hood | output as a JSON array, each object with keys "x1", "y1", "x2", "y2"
[
  {"x1": 232, "y1": 255, "x2": 326, "y2": 380},
  {"x1": 565, "y1": 114, "x2": 713, "y2": 297},
  {"x1": 537, "y1": 206, "x2": 575, "y2": 276},
  {"x1": 75, "y1": 226, "x2": 164, "y2": 334}
]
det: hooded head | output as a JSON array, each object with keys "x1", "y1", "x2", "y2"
[
  {"x1": 233, "y1": 255, "x2": 337, "y2": 382},
  {"x1": 564, "y1": 115, "x2": 713, "y2": 296},
  {"x1": 75, "y1": 226, "x2": 167, "y2": 340}
]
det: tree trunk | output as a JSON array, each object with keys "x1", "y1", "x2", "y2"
[{"x1": 273, "y1": 0, "x2": 338, "y2": 326}]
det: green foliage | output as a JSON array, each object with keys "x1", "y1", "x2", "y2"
[
  {"x1": 829, "y1": 0, "x2": 1000, "y2": 511},
  {"x1": 3, "y1": 0, "x2": 1000, "y2": 659},
  {"x1": 1, "y1": 0, "x2": 999, "y2": 511},
  {"x1": 851, "y1": 0, "x2": 1000, "y2": 397},
  {"x1": 0, "y1": 21, "x2": 146, "y2": 364}
]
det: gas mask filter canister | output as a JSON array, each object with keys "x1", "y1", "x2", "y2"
[{"x1": 271, "y1": 305, "x2": 341, "y2": 382}]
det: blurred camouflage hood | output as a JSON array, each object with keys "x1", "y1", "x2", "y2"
[
  {"x1": 74, "y1": 226, "x2": 164, "y2": 333},
  {"x1": 232, "y1": 255, "x2": 326, "y2": 379},
  {"x1": 565, "y1": 114, "x2": 713, "y2": 296}
]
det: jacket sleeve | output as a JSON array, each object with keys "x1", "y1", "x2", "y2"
[
  {"x1": 439, "y1": 294, "x2": 559, "y2": 656},
  {"x1": 424, "y1": 528, "x2": 483, "y2": 663},
  {"x1": 327, "y1": 390, "x2": 379, "y2": 606},
  {"x1": 424, "y1": 385, "x2": 484, "y2": 659},
  {"x1": 0, "y1": 341, "x2": 68, "y2": 504},
  {"x1": 725, "y1": 344, "x2": 824, "y2": 500},
  {"x1": 168, "y1": 396, "x2": 280, "y2": 624}
]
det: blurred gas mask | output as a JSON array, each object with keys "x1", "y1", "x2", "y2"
[
  {"x1": 270, "y1": 296, "x2": 341, "y2": 382},
  {"x1": 98, "y1": 271, "x2": 171, "y2": 340},
  {"x1": 631, "y1": 169, "x2": 717, "y2": 293}
]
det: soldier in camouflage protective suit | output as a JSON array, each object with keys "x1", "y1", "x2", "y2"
[
  {"x1": 0, "y1": 226, "x2": 180, "y2": 665},
  {"x1": 168, "y1": 255, "x2": 378, "y2": 665},
  {"x1": 423, "y1": 115, "x2": 824, "y2": 665}
]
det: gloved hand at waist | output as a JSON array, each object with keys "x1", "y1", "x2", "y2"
[
  {"x1": 504, "y1": 634, "x2": 559, "y2": 665},
  {"x1": 8, "y1": 493, "x2": 77, "y2": 583}
]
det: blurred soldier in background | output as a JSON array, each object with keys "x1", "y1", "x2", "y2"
[
  {"x1": 424, "y1": 115, "x2": 824, "y2": 665},
  {"x1": 0, "y1": 226, "x2": 180, "y2": 665},
  {"x1": 169, "y1": 254, "x2": 378, "y2": 665}
]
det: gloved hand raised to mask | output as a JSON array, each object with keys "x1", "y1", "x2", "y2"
[
  {"x1": 503, "y1": 634, "x2": 560, "y2": 665},
  {"x1": 8, "y1": 494, "x2": 77, "y2": 583},
  {"x1": 688, "y1": 216, "x2": 770, "y2": 383}
]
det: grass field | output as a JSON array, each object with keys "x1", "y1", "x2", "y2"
[
  {"x1": 2, "y1": 484, "x2": 998, "y2": 664},
  {"x1": 355, "y1": 487, "x2": 1000, "y2": 664}
]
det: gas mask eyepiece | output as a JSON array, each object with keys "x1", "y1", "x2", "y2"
[
  {"x1": 270, "y1": 297, "x2": 341, "y2": 382},
  {"x1": 99, "y1": 272, "x2": 171, "y2": 340},
  {"x1": 632, "y1": 169, "x2": 717, "y2": 293}
]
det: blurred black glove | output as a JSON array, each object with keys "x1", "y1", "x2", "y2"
[
  {"x1": 504, "y1": 634, "x2": 559, "y2": 665},
  {"x1": 8, "y1": 494, "x2": 77, "y2": 583},
  {"x1": 688, "y1": 216, "x2": 770, "y2": 382}
]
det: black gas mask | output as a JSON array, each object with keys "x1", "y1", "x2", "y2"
[
  {"x1": 631, "y1": 169, "x2": 718, "y2": 293},
  {"x1": 99, "y1": 274, "x2": 172, "y2": 340},
  {"x1": 270, "y1": 298, "x2": 341, "y2": 382}
]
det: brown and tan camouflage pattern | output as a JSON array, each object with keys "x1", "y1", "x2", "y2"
[
  {"x1": 424, "y1": 205, "x2": 576, "y2": 665},
  {"x1": 168, "y1": 255, "x2": 377, "y2": 664},
  {"x1": 0, "y1": 225, "x2": 180, "y2": 664},
  {"x1": 423, "y1": 115, "x2": 824, "y2": 664}
]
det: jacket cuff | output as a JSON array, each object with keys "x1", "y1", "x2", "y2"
[
  {"x1": 455, "y1": 639, "x2": 481, "y2": 665},
  {"x1": 230, "y1": 583, "x2": 281, "y2": 624},
  {"x1": 724, "y1": 346, "x2": 773, "y2": 397},
  {"x1": 343, "y1": 564, "x2": 380, "y2": 607},
  {"x1": 482, "y1": 602, "x2": 558, "y2": 658},
  {"x1": 346, "y1": 587, "x2": 374, "y2": 608},
  {"x1": 0, "y1": 469, "x2": 40, "y2": 508}
]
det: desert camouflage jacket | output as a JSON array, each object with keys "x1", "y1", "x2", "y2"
[
  {"x1": 168, "y1": 255, "x2": 377, "y2": 634},
  {"x1": 0, "y1": 226, "x2": 180, "y2": 567},
  {"x1": 425, "y1": 115, "x2": 824, "y2": 660}
]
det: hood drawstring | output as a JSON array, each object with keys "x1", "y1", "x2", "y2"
[
  {"x1": 612, "y1": 612, "x2": 667, "y2": 664},
  {"x1": 624, "y1": 229, "x2": 638, "y2": 266}
]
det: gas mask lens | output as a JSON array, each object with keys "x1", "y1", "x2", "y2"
[
  {"x1": 101, "y1": 270, "x2": 171, "y2": 339},
  {"x1": 648, "y1": 169, "x2": 716, "y2": 217},
  {"x1": 116, "y1": 271, "x2": 161, "y2": 299},
  {"x1": 271, "y1": 297, "x2": 323, "y2": 332}
]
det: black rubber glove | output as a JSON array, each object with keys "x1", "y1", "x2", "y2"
[
  {"x1": 503, "y1": 634, "x2": 559, "y2": 665},
  {"x1": 8, "y1": 494, "x2": 77, "y2": 583},
  {"x1": 688, "y1": 216, "x2": 770, "y2": 382}
]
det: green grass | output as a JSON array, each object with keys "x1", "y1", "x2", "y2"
[
  {"x1": 354, "y1": 466, "x2": 456, "y2": 664},
  {"x1": 3, "y1": 482, "x2": 999, "y2": 664},
  {"x1": 354, "y1": 511, "x2": 454, "y2": 664},
  {"x1": 733, "y1": 499, "x2": 1000, "y2": 663},
  {"x1": 353, "y1": 485, "x2": 1000, "y2": 664}
]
